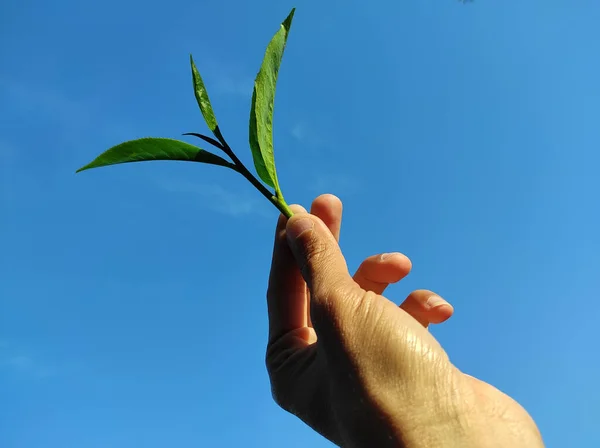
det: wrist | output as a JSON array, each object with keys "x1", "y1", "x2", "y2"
[
  {"x1": 340, "y1": 368, "x2": 542, "y2": 448},
  {"x1": 394, "y1": 371, "x2": 545, "y2": 448},
  {"x1": 333, "y1": 367, "x2": 473, "y2": 448}
]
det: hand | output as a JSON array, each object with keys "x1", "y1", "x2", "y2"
[{"x1": 265, "y1": 195, "x2": 544, "y2": 447}]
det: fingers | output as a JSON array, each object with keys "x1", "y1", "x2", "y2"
[
  {"x1": 398, "y1": 290, "x2": 454, "y2": 329},
  {"x1": 286, "y1": 212, "x2": 357, "y2": 324},
  {"x1": 353, "y1": 253, "x2": 412, "y2": 295},
  {"x1": 310, "y1": 194, "x2": 343, "y2": 242},
  {"x1": 352, "y1": 256, "x2": 453, "y2": 329},
  {"x1": 267, "y1": 204, "x2": 309, "y2": 342},
  {"x1": 268, "y1": 192, "x2": 451, "y2": 349},
  {"x1": 308, "y1": 195, "x2": 343, "y2": 327},
  {"x1": 266, "y1": 194, "x2": 343, "y2": 342}
]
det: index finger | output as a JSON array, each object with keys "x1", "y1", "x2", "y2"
[{"x1": 266, "y1": 204, "x2": 308, "y2": 343}]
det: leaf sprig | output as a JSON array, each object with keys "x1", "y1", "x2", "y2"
[{"x1": 77, "y1": 8, "x2": 297, "y2": 218}]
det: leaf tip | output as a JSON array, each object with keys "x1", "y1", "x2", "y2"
[{"x1": 284, "y1": 7, "x2": 296, "y2": 29}]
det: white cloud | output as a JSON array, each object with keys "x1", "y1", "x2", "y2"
[
  {"x1": 0, "y1": 142, "x2": 18, "y2": 202},
  {"x1": 2, "y1": 352, "x2": 57, "y2": 379},
  {"x1": 0, "y1": 77, "x2": 103, "y2": 161},
  {"x1": 0, "y1": 77, "x2": 92, "y2": 129},
  {"x1": 289, "y1": 121, "x2": 328, "y2": 149},
  {"x1": 157, "y1": 179, "x2": 271, "y2": 218},
  {"x1": 310, "y1": 173, "x2": 359, "y2": 196},
  {"x1": 291, "y1": 123, "x2": 306, "y2": 141},
  {"x1": 0, "y1": 140, "x2": 15, "y2": 160},
  {"x1": 194, "y1": 59, "x2": 254, "y2": 99},
  {"x1": 6, "y1": 355, "x2": 33, "y2": 369},
  {"x1": 212, "y1": 75, "x2": 254, "y2": 98}
]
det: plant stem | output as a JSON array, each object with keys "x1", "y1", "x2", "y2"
[
  {"x1": 275, "y1": 197, "x2": 294, "y2": 218},
  {"x1": 217, "y1": 138, "x2": 293, "y2": 219}
]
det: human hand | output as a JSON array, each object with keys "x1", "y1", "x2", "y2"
[{"x1": 265, "y1": 195, "x2": 544, "y2": 447}]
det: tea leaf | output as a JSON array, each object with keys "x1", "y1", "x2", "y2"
[
  {"x1": 190, "y1": 55, "x2": 225, "y2": 141},
  {"x1": 76, "y1": 138, "x2": 234, "y2": 173},
  {"x1": 249, "y1": 8, "x2": 295, "y2": 195},
  {"x1": 183, "y1": 132, "x2": 225, "y2": 150}
]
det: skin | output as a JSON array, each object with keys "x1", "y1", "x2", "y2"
[{"x1": 265, "y1": 194, "x2": 544, "y2": 448}]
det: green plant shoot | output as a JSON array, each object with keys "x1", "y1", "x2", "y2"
[{"x1": 76, "y1": 8, "x2": 297, "y2": 219}]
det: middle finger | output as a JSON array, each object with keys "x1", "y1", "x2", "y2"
[
  {"x1": 307, "y1": 194, "x2": 343, "y2": 327},
  {"x1": 353, "y1": 253, "x2": 412, "y2": 295}
]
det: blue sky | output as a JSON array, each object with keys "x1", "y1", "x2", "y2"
[{"x1": 1, "y1": 0, "x2": 599, "y2": 446}]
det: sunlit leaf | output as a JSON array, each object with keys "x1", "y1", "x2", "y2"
[
  {"x1": 249, "y1": 8, "x2": 295, "y2": 195},
  {"x1": 76, "y1": 137, "x2": 234, "y2": 173},
  {"x1": 190, "y1": 55, "x2": 225, "y2": 142}
]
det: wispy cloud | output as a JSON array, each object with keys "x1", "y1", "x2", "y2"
[
  {"x1": 6, "y1": 355, "x2": 34, "y2": 369},
  {"x1": 291, "y1": 123, "x2": 307, "y2": 141},
  {"x1": 310, "y1": 173, "x2": 359, "y2": 196},
  {"x1": 6, "y1": 356, "x2": 57, "y2": 379},
  {"x1": 0, "y1": 140, "x2": 16, "y2": 187},
  {"x1": 0, "y1": 140, "x2": 15, "y2": 160},
  {"x1": 0, "y1": 342, "x2": 57, "y2": 379},
  {"x1": 0, "y1": 76, "x2": 104, "y2": 162},
  {"x1": 0, "y1": 76, "x2": 92, "y2": 129},
  {"x1": 290, "y1": 121, "x2": 327, "y2": 149},
  {"x1": 212, "y1": 75, "x2": 254, "y2": 98},
  {"x1": 0, "y1": 76, "x2": 144, "y2": 171},
  {"x1": 195, "y1": 59, "x2": 254, "y2": 99},
  {"x1": 157, "y1": 179, "x2": 271, "y2": 218}
]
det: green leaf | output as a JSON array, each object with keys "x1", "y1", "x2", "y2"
[
  {"x1": 182, "y1": 132, "x2": 225, "y2": 150},
  {"x1": 249, "y1": 8, "x2": 295, "y2": 194},
  {"x1": 76, "y1": 137, "x2": 234, "y2": 173},
  {"x1": 190, "y1": 54, "x2": 223, "y2": 140}
]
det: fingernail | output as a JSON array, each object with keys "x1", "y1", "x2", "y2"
[
  {"x1": 426, "y1": 295, "x2": 447, "y2": 309},
  {"x1": 380, "y1": 252, "x2": 398, "y2": 261},
  {"x1": 287, "y1": 217, "x2": 314, "y2": 241}
]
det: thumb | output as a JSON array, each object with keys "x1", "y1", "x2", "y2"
[{"x1": 286, "y1": 212, "x2": 359, "y2": 319}]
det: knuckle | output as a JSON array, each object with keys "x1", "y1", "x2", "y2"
[
  {"x1": 350, "y1": 289, "x2": 381, "y2": 324},
  {"x1": 312, "y1": 282, "x2": 370, "y2": 335},
  {"x1": 298, "y1": 235, "x2": 329, "y2": 276},
  {"x1": 265, "y1": 351, "x2": 291, "y2": 410},
  {"x1": 270, "y1": 381, "x2": 288, "y2": 409},
  {"x1": 299, "y1": 238, "x2": 333, "y2": 286},
  {"x1": 267, "y1": 372, "x2": 297, "y2": 414}
]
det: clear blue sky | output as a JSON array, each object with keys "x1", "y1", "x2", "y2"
[{"x1": 1, "y1": 1, "x2": 599, "y2": 447}]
